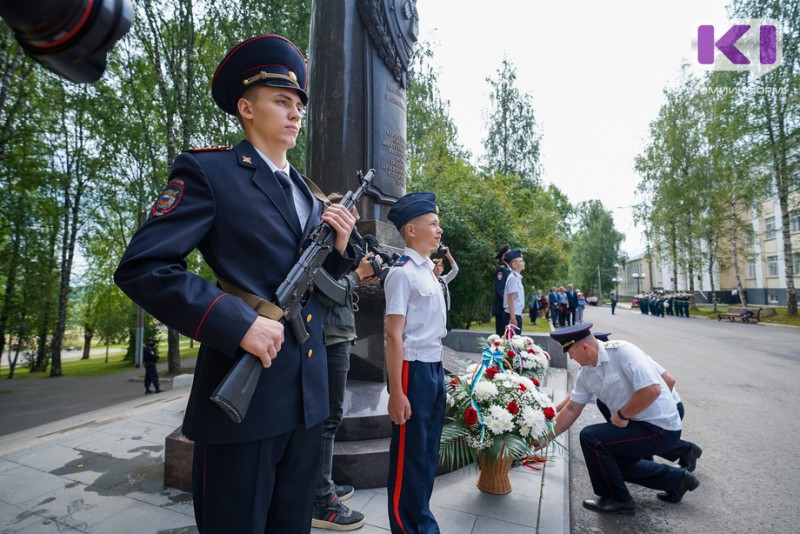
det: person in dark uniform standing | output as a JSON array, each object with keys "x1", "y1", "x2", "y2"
[
  {"x1": 384, "y1": 193, "x2": 447, "y2": 534},
  {"x1": 143, "y1": 338, "x2": 161, "y2": 394},
  {"x1": 492, "y1": 244, "x2": 510, "y2": 336},
  {"x1": 543, "y1": 324, "x2": 700, "y2": 515},
  {"x1": 114, "y1": 34, "x2": 356, "y2": 533}
]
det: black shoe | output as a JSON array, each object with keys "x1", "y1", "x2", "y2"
[
  {"x1": 145, "y1": 390, "x2": 154, "y2": 394},
  {"x1": 155, "y1": 389, "x2": 163, "y2": 394},
  {"x1": 657, "y1": 470, "x2": 700, "y2": 503},
  {"x1": 678, "y1": 442, "x2": 702, "y2": 472},
  {"x1": 312, "y1": 497, "x2": 365, "y2": 531},
  {"x1": 582, "y1": 497, "x2": 636, "y2": 515},
  {"x1": 335, "y1": 484, "x2": 355, "y2": 502}
]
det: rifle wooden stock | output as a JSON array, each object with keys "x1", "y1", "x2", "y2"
[{"x1": 210, "y1": 169, "x2": 375, "y2": 422}]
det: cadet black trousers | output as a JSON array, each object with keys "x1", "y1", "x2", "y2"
[{"x1": 192, "y1": 423, "x2": 322, "y2": 533}]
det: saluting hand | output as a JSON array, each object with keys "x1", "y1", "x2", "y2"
[
  {"x1": 322, "y1": 204, "x2": 357, "y2": 255},
  {"x1": 240, "y1": 316, "x2": 285, "y2": 368}
]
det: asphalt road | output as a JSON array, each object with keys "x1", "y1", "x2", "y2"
[{"x1": 567, "y1": 304, "x2": 800, "y2": 533}]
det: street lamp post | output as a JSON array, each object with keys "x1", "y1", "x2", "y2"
[
  {"x1": 632, "y1": 273, "x2": 645, "y2": 295},
  {"x1": 612, "y1": 276, "x2": 622, "y2": 298}
]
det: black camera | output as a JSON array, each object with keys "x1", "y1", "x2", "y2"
[
  {"x1": 351, "y1": 229, "x2": 399, "y2": 285},
  {"x1": 437, "y1": 242, "x2": 448, "y2": 255},
  {"x1": 0, "y1": 0, "x2": 134, "y2": 83}
]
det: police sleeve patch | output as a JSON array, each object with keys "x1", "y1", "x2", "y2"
[
  {"x1": 497, "y1": 272, "x2": 503, "y2": 280},
  {"x1": 152, "y1": 178, "x2": 185, "y2": 217}
]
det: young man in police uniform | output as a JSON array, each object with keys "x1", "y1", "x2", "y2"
[
  {"x1": 383, "y1": 193, "x2": 447, "y2": 534},
  {"x1": 114, "y1": 35, "x2": 356, "y2": 533},
  {"x1": 545, "y1": 324, "x2": 700, "y2": 515},
  {"x1": 492, "y1": 244, "x2": 510, "y2": 336}
]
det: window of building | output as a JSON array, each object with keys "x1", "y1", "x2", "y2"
[
  {"x1": 768, "y1": 293, "x2": 779, "y2": 305},
  {"x1": 747, "y1": 259, "x2": 756, "y2": 279},
  {"x1": 767, "y1": 255, "x2": 779, "y2": 277},
  {"x1": 794, "y1": 252, "x2": 800, "y2": 276},
  {"x1": 791, "y1": 211, "x2": 800, "y2": 233},
  {"x1": 765, "y1": 216, "x2": 776, "y2": 237}
]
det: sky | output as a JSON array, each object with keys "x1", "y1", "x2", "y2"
[{"x1": 415, "y1": 0, "x2": 733, "y2": 256}]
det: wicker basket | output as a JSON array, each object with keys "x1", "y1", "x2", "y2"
[{"x1": 476, "y1": 452, "x2": 513, "y2": 494}]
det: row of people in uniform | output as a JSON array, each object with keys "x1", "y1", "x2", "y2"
[{"x1": 636, "y1": 292, "x2": 692, "y2": 317}]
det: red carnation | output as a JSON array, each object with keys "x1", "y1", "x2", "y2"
[
  {"x1": 507, "y1": 401, "x2": 520, "y2": 415},
  {"x1": 485, "y1": 367, "x2": 498, "y2": 379},
  {"x1": 464, "y1": 407, "x2": 479, "y2": 426},
  {"x1": 543, "y1": 407, "x2": 556, "y2": 420},
  {"x1": 507, "y1": 349, "x2": 515, "y2": 358},
  {"x1": 449, "y1": 377, "x2": 460, "y2": 388},
  {"x1": 493, "y1": 340, "x2": 501, "y2": 347},
  {"x1": 518, "y1": 383, "x2": 527, "y2": 392},
  {"x1": 532, "y1": 378, "x2": 540, "y2": 387}
]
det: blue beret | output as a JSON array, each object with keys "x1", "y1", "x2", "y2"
[
  {"x1": 505, "y1": 249, "x2": 522, "y2": 262},
  {"x1": 495, "y1": 243, "x2": 510, "y2": 261},
  {"x1": 593, "y1": 332, "x2": 611, "y2": 342},
  {"x1": 212, "y1": 34, "x2": 308, "y2": 116},
  {"x1": 550, "y1": 323, "x2": 593, "y2": 351},
  {"x1": 387, "y1": 192, "x2": 438, "y2": 231}
]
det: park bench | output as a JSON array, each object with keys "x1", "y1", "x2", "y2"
[{"x1": 717, "y1": 307, "x2": 762, "y2": 323}]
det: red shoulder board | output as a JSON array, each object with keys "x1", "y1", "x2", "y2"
[{"x1": 188, "y1": 146, "x2": 230, "y2": 153}]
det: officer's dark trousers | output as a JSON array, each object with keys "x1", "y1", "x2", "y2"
[
  {"x1": 144, "y1": 363, "x2": 160, "y2": 391},
  {"x1": 579, "y1": 421, "x2": 685, "y2": 503},
  {"x1": 502, "y1": 313, "x2": 522, "y2": 335},
  {"x1": 494, "y1": 314, "x2": 504, "y2": 336},
  {"x1": 388, "y1": 361, "x2": 445, "y2": 534},
  {"x1": 192, "y1": 422, "x2": 322, "y2": 533}
]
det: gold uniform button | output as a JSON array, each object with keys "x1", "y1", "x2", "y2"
[
  {"x1": 306, "y1": 314, "x2": 312, "y2": 323},
  {"x1": 307, "y1": 349, "x2": 313, "y2": 358}
]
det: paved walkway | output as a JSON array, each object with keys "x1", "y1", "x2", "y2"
[{"x1": 0, "y1": 364, "x2": 569, "y2": 534}]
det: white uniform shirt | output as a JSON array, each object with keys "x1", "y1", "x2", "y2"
[
  {"x1": 647, "y1": 356, "x2": 682, "y2": 405},
  {"x1": 440, "y1": 261, "x2": 459, "y2": 311},
  {"x1": 384, "y1": 247, "x2": 447, "y2": 362},
  {"x1": 255, "y1": 149, "x2": 311, "y2": 230},
  {"x1": 571, "y1": 340, "x2": 682, "y2": 431},
  {"x1": 503, "y1": 270, "x2": 524, "y2": 315}
]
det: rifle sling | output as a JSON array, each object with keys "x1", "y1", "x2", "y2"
[{"x1": 216, "y1": 276, "x2": 284, "y2": 322}]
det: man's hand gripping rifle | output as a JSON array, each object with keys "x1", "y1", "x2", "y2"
[{"x1": 210, "y1": 169, "x2": 376, "y2": 423}]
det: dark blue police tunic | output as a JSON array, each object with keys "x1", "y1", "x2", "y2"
[{"x1": 115, "y1": 140, "x2": 351, "y2": 533}]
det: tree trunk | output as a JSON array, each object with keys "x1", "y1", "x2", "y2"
[
  {"x1": 730, "y1": 173, "x2": 748, "y2": 307},
  {"x1": 82, "y1": 328, "x2": 94, "y2": 360},
  {"x1": 167, "y1": 327, "x2": 182, "y2": 375}
]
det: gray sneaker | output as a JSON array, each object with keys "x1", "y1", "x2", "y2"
[
  {"x1": 311, "y1": 497, "x2": 365, "y2": 531},
  {"x1": 335, "y1": 484, "x2": 355, "y2": 501}
]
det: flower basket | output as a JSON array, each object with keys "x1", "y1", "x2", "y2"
[
  {"x1": 439, "y1": 352, "x2": 560, "y2": 486},
  {"x1": 476, "y1": 450, "x2": 513, "y2": 494}
]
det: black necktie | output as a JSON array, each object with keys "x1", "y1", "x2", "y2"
[{"x1": 274, "y1": 170, "x2": 300, "y2": 228}]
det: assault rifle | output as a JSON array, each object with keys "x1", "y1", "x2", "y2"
[{"x1": 210, "y1": 169, "x2": 376, "y2": 423}]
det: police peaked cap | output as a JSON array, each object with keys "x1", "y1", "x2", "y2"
[
  {"x1": 495, "y1": 243, "x2": 510, "y2": 261},
  {"x1": 212, "y1": 34, "x2": 308, "y2": 116},
  {"x1": 387, "y1": 192, "x2": 438, "y2": 230},
  {"x1": 550, "y1": 323, "x2": 593, "y2": 351},
  {"x1": 505, "y1": 249, "x2": 522, "y2": 262}
]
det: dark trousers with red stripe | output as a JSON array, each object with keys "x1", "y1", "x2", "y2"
[
  {"x1": 579, "y1": 420, "x2": 685, "y2": 503},
  {"x1": 192, "y1": 423, "x2": 322, "y2": 533},
  {"x1": 387, "y1": 361, "x2": 446, "y2": 534}
]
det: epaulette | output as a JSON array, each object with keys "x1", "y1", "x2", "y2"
[
  {"x1": 603, "y1": 341, "x2": 621, "y2": 349},
  {"x1": 393, "y1": 255, "x2": 410, "y2": 267},
  {"x1": 188, "y1": 145, "x2": 231, "y2": 153}
]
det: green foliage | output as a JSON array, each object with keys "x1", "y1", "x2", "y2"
[
  {"x1": 482, "y1": 57, "x2": 542, "y2": 185},
  {"x1": 568, "y1": 201, "x2": 624, "y2": 296}
]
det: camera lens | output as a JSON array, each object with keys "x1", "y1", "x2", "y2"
[{"x1": 0, "y1": 0, "x2": 134, "y2": 83}]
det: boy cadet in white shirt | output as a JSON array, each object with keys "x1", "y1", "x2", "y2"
[
  {"x1": 383, "y1": 192, "x2": 447, "y2": 534},
  {"x1": 502, "y1": 248, "x2": 525, "y2": 331}
]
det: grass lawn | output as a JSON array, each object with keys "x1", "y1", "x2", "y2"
[
  {"x1": 691, "y1": 304, "x2": 800, "y2": 327},
  {"x1": 6, "y1": 347, "x2": 199, "y2": 379}
]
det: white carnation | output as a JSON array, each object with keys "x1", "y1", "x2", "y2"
[{"x1": 473, "y1": 380, "x2": 498, "y2": 401}]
